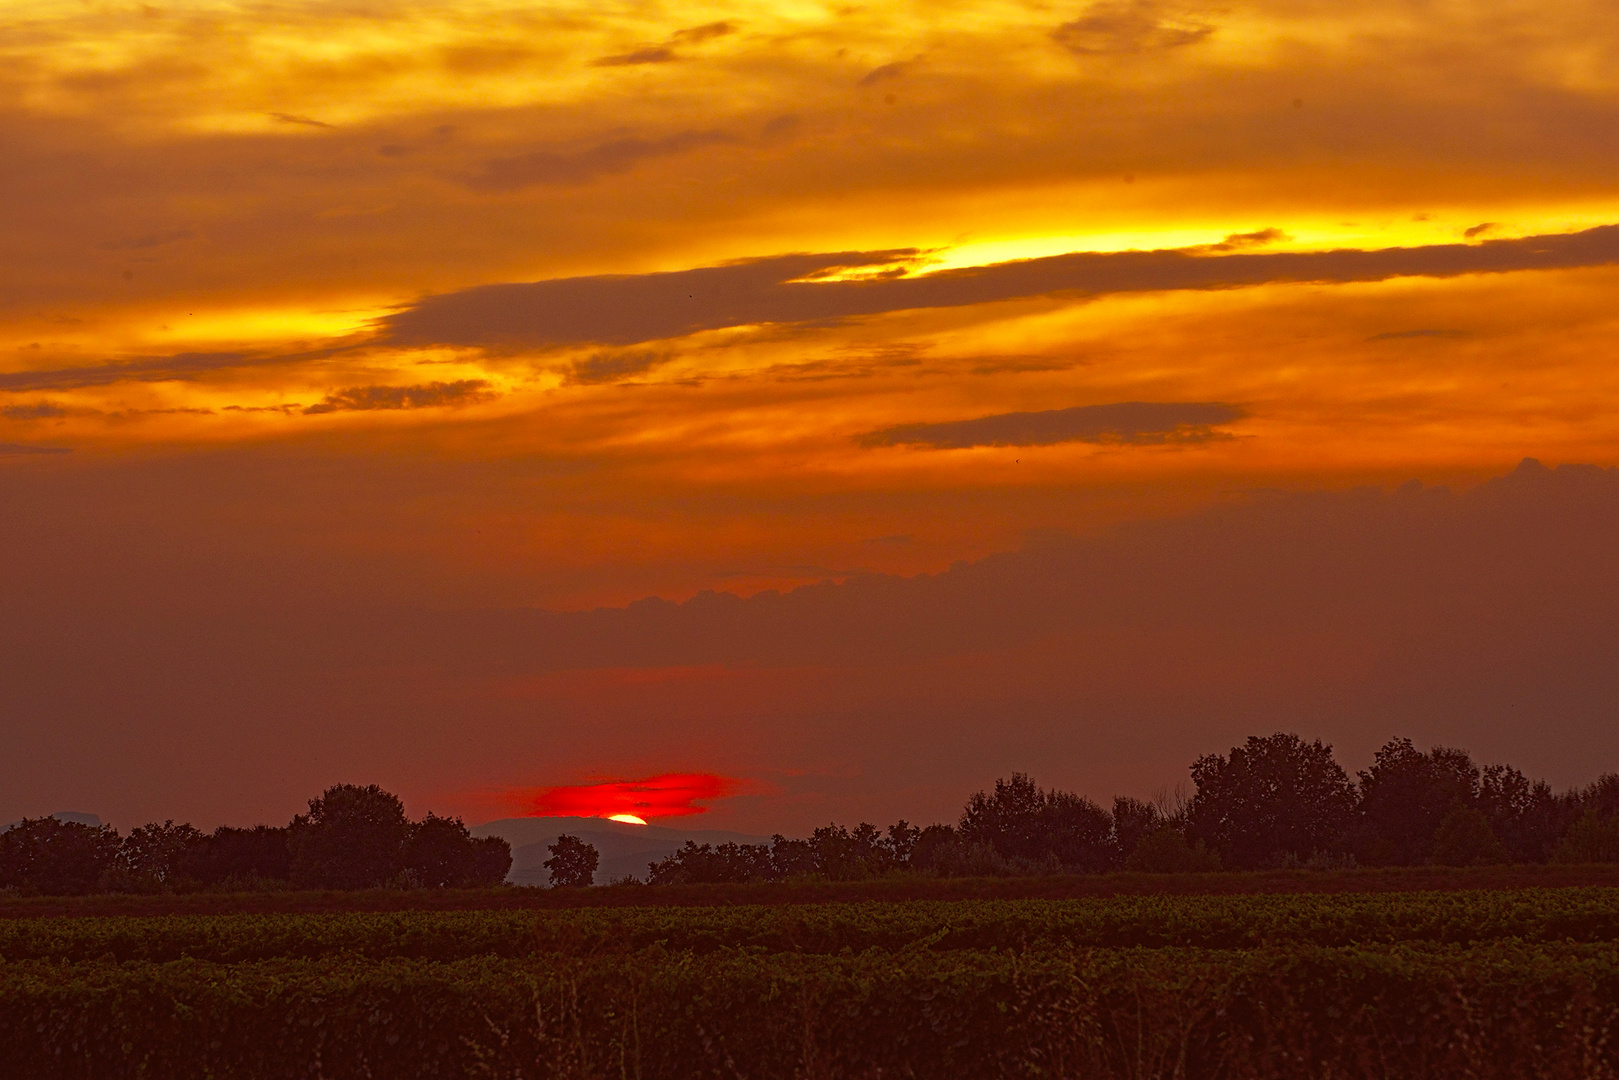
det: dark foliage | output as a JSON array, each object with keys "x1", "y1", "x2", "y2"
[
  {"x1": 907, "y1": 824, "x2": 962, "y2": 873},
  {"x1": 403, "y1": 814, "x2": 511, "y2": 888},
  {"x1": 959, "y1": 773, "x2": 1118, "y2": 872},
  {"x1": 109, "y1": 821, "x2": 206, "y2": 891},
  {"x1": 1356, "y1": 738, "x2": 1482, "y2": 865},
  {"x1": 288, "y1": 784, "x2": 410, "y2": 889},
  {"x1": 9, "y1": 733, "x2": 1619, "y2": 898},
  {"x1": 187, "y1": 826, "x2": 292, "y2": 885},
  {"x1": 1188, "y1": 734, "x2": 1357, "y2": 869},
  {"x1": 1111, "y1": 797, "x2": 1161, "y2": 860},
  {"x1": 0, "y1": 818, "x2": 122, "y2": 895},
  {"x1": 544, "y1": 835, "x2": 599, "y2": 888}
]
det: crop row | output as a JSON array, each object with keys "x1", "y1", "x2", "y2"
[
  {"x1": 5, "y1": 942, "x2": 1619, "y2": 1079},
  {"x1": 5, "y1": 887, "x2": 1619, "y2": 963}
]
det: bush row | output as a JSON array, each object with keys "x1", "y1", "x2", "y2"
[
  {"x1": 4, "y1": 942, "x2": 1619, "y2": 1079},
  {"x1": 6, "y1": 888, "x2": 1619, "y2": 964}
]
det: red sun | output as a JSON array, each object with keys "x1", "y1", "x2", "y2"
[{"x1": 512, "y1": 773, "x2": 741, "y2": 821}]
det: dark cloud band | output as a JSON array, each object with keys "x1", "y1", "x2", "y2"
[
  {"x1": 860, "y1": 401, "x2": 1244, "y2": 449},
  {"x1": 380, "y1": 224, "x2": 1619, "y2": 351}
]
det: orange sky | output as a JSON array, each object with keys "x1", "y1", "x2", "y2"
[{"x1": 3, "y1": 0, "x2": 1618, "y2": 831}]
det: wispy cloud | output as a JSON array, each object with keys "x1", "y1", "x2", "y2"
[
  {"x1": 467, "y1": 130, "x2": 737, "y2": 190},
  {"x1": 302, "y1": 380, "x2": 494, "y2": 414},
  {"x1": 859, "y1": 401, "x2": 1245, "y2": 449},
  {"x1": 592, "y1": 20, "x2": 736, "y2": 66},
  {"x1": 1, "y1": 402, "x2": 68, "y2": 420},
  {"x1": 380, "y1": 225, "x2": 1619, "y2": 350},
  {"x1": 1052, "y1": 1, "x2": 1214, "y2": 55},
  {"x1": 0, "y1": 442, "x2": 71, "y2": 455}
]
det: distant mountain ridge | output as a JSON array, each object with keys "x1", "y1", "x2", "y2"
[{"x1": 471, "y1": 816, "x2": 771, "y2": 885}]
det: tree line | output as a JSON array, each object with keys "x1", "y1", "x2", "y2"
[
  {"x1": 547, "y1": 733, "x2": 1619, "y2": 886},
  {"x1": 0, "y1": 784, "x2": 511, "y2": 896},
  {"x1": 9, "y1": 733, "x2": 1619, "y2": 895}
]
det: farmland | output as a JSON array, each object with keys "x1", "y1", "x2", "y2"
[{"x1": 6, "y1": 882, "x2": 1619, "y2": 1078}]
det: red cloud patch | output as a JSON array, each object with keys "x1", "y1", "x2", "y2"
[{"x1": 513, "y1": 773, "x2": 741, "y2": 820}]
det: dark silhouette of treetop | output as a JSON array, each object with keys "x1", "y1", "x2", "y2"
[
  {"x1": 545, "y1": 834, "x2": 599, "y2": 887},
  {"x1": 288, "y1": 783, "x2": 410, "y2": 889},
  {"x1": 1189, "y1": 733, "x2": 1356, "y2": 868},
  {"x1": 960, "y1": 772, "x2": 1117, "y2": 872},
  {"x1": 1358, "y1": 738, "x2": 1482, "y2": 865},
  {"x1": 0, "y1": 817, "x2": 122, "y2": 895}
]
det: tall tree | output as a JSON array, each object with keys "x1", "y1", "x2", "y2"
[
  {"x1": 116, "y1": 820, "x2": 206, "y2": 888},
  {"x1": 959, "y1": 773, "x2": 1117, "y2": 872},
  {"x1": 1188, "y1": 733, "x2": 1357, "y2": 869},
  {"x1": 544, "y1": 834, "x2": 599, "y2": 888},
  {"x1": 1357, "y1": 738, "x2": 1481, "y2": 865},
  {"x1": 287, "y1": 784, "x2": 409, "y2": 889},
  {"x1": 403, "y1": 813, "x2": 510, "y2": 888}
]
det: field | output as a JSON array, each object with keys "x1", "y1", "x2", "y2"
[
  {"x1": 7, "y1": 874, "x2": 1619, "y2": 1078},
  {"x1": 5, "y1": 861, "x2": 1619, "y2": 918}
]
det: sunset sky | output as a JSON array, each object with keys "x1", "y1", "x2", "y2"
[{"x1": 3, "y1": 0, "x2": 1618, "y2": 832}]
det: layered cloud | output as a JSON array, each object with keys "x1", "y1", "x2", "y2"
[
  {"x1": 303, "y1": 380, "x2": 494, "y2": 414},
  {"x1": 860, "y1": 402, "x2": 1244, "y2": 449},
  {"x1": 380, "y1": 227, "x2": 1619, "y2": 350},
  {"x1": 3, "y1": 0, "x2": 1619, "y2": 831}
]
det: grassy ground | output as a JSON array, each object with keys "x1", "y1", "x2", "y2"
[{"x1": 5, "y1": 862, "x2": 1619, "y2": 918}]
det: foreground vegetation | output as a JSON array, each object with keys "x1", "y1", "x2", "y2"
[{"x1": 5, "y1": 887, "x2": 1619, "y2": 1077}]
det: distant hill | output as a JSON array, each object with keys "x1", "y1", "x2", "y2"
[
  {"x1": 470, "y1": 816, "x2": 771, "y2": 885},
  {"x1": 1, "y1": 811, "x2": 102, "y2": 833}
]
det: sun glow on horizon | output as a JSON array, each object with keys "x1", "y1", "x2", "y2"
[{"x1": 606, "y1": 813, "x2": 648, "y2": 825}]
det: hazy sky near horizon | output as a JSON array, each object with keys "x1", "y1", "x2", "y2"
[{"x1": 3, "y1": 0, "x2": 1618, "y2": 831}]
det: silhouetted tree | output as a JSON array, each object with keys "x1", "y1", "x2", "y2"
[
  {"x1": 1553, "y1": 813, "x2": 1619, "y2": 863},
  {"x1": 0, "y1": 818, "x2": 122, "y2": 895},
  {"x1": 647, "y1": 841, "x2": 769, "y2": 885},
  {"x1": 1356, "y1": 739, "x2": 1480, "y2": 865},
  {"x1": 1125, "y1": 826, "x2": 1221, "y2": 873},
  {"x1": 907, "y1": 824, "x2": 962, "y2": 874},
  {"x1": 1477, "y1": 764, "x2": 1570, "y2": 863},
  {"x1": 1111, "y1": 797, "x2": 1161, "y2": 860},
  {"x1": 960, "y1": 774, "x2": 1046, "y2": 859},
  {"x1": 885, "y1": 820, "x2": 921, "y2": 863},
  {"x1": 809, "y1": 823, "x2": 897, "y2": 880},
  {"x1": 1430, "y1": 801, "x2": 1507, "y2": 866},
  {"x1": 545, "y1": 834, "x2": 599, "y2": 887},
  {"x1": 1188, "y1": 733, "x2": 1356, "y2": 869},
  {"x1": 402, "y1": 813, "x2": 510, "y2": 887},
  {"x1": 1579, "y1": 774, "x2": 1619, "y2": 819},
  {"x1": 288, "y1": 784, "x2": 409, "y2": 889},
  {"x1": 768, "y1": 835, "x2": 818, "y2": 878},
  {"x1": 1043, "y1": 790, "x2": 1117, "y2": 872},
  {"x1": 188, "y1": 825, "x2": 292, "y2": 885},
  {"x1": 959, "y1": 773, "x2": 1118, "y2": 872},
  {"x1": 471, "y1": 835, "x2": 514, "y2": 885},
  {"x1": 112, "y1": 820, "x2": 206, "y2": 890}
]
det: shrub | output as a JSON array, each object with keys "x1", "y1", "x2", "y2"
[
  {"x1": 1124, "y1": 827, "x2": 1221, "y2": 873},
  {"x1": 1553, "y1": 812, "x2": 1619, "y2": 864}
]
